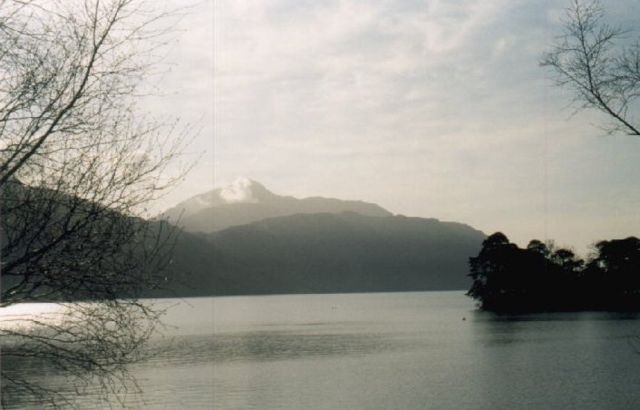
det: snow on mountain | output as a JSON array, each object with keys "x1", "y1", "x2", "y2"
[{"x1": 161, "y1": 177, "x2": 392, "y2": 233}]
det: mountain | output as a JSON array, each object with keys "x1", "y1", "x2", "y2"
[
  {"x1": 1, "y1": 179, "x2": 485, "y2": 299},
  {"x1": 160, "y1": 212, "x2": 485, "y2": 296},
  {"x1": 161, "y1": 177, "x2": 392, "y2": 233}
]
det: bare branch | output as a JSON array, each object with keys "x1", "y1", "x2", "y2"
[
  {"x1": 0, "y1": 0, "x2": 194, "y2": 406},
  {"x1": 541, "y1": 0, "x2": 640, "y2": 136}
]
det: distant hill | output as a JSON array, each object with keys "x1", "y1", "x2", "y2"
[
  {"x1": 161, "y1": 177, "x2": 392, "y2": 233},
  {"x1": 2, "y1": 179, "x2": 486, "y2": 299},
  {"x1": 160, "y1": 212, "x2": 486, "y2": 296}
]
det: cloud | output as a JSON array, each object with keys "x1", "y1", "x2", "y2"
[
  {"x1": 147, "y1": 0, "x2": 640, "y2": 254},
  {"x1": 213, "y1": 0, "x2": 524, "y2": 161},
  {"x1": 219, "y1": 176, "x2": 258, "y2": 203}
]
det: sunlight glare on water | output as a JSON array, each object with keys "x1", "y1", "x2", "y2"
[
  {"x1": 4, "y1": 292, "x2": 640, "y2": 409},
  {"x1": 0, "y1": 303, "x2": 65, "y2": 330}
]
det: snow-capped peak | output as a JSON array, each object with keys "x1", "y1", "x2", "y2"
[{"x1": 219, "y1": 177, "x2": 259, "y2": 204}]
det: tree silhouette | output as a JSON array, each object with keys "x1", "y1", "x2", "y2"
[
  {"x1": 468, "y1": 232, "x2": 640, "y2": 312},
  {"x1": 0, "y1": 0, "x2": 188, "y2": 406},
  {"x1": 526, "y1": 239, "x2": 551, "y2": 257},
  {"x1": 590, "y1": 237, "x2": 640, "y2": 308},
  {"x1": 541, "y1": 0, "x2": 640, "y2": 136},
  {"x1": 467, "y1": 232, "x2": 522, "y2": 310}
]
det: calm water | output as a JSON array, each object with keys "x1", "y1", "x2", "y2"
[{"x1": 4, "y1": 291, "x2": 640, "y2": 409}]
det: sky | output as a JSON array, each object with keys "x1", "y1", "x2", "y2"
[{"x1": 145, "y1": 0, "x2": 640, "y2": 255}]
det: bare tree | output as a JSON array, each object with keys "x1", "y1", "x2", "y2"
[
  {"x1": 0, "y1": 0, "x2": 189, "y2": 406},
  {"x1": 541, "y1": 0, "x2": 640, "y2": 136}
]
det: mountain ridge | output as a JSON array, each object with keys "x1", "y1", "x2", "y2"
[
  {"x1": 2, "y1": 178, "x2": 486, "y2": 299},
  {"x1": 162, "y1": 177, "x2": 393, "y2": 233},
  {"x1": 161, "y1": 211, "x2": 486, "y2": 296}
]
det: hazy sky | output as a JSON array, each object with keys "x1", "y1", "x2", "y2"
[{"x1": 148, "y1": 0, "x2": 640, "y2": 254}]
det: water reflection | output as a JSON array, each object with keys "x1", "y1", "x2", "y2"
[
  {"x1": 471, "y1": 309, "x2": 640, "y2": 346},
  {"x1": 0, "y1": 303, "x2": 66, "y2": 332},
  {"x1": 146, "y1": 330, "x2": 401, "y2": 368},
  {"x1": 474, "y1": 310, "x2": 640, "y2": 322},
  {"x1": 4, "y1": 292, "x2": 640, "y2": 410}
]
